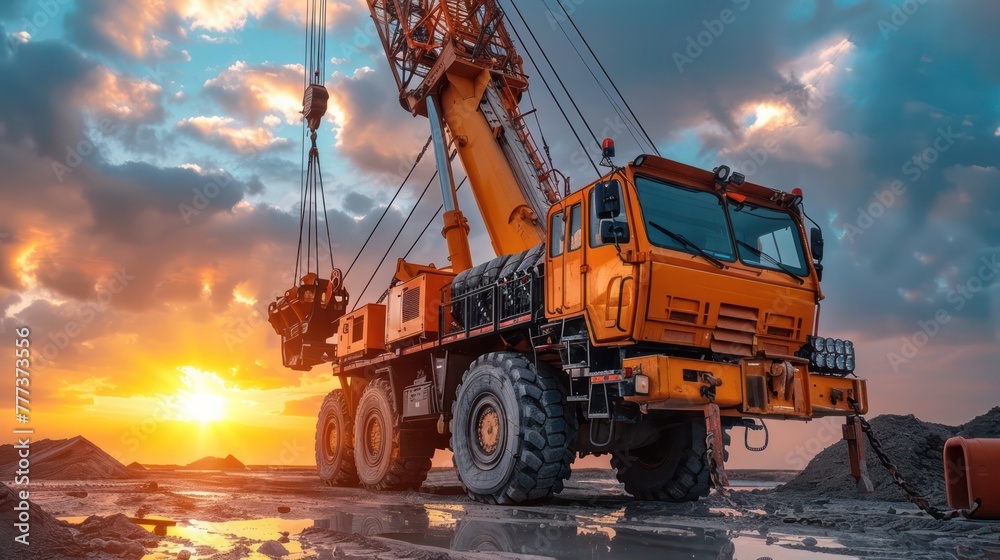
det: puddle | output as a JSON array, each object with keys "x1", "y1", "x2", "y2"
[
  {"x1": 310, "y1": 505, "x2": 861, "y2": 559},
  {"x1": 62, "y1": 516, "x2": 314, "y2": 558},
  {"x1": 173, "y1": 490, "x2": 229, "y2": 498}
]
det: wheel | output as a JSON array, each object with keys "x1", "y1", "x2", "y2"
[
  {"x1": 354, "y1": 378, "x2": 432, "y2": 491},
  {"x1": 611, "y1": 420, "x2": 711, "y2": 502},
  {"x1": 450, "y1": 352, "x2": 577, "y2": 504},
  {"x1": 315, "y1": 389, "x2": 359, "y2": 486},
  {"x1": 452, "y1": 519, "x2": 521, "y2": 553}
]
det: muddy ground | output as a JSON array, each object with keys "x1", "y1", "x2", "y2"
[{"x1": 18, "y1": 467, "x2": 1000, "y2": 560}]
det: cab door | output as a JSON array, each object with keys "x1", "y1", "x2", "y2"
[
  {"x1": 562, "y1": 201, "x2": 585, "y2": 314},
  {"x1": 584, "y1": 184, "x2": 637, "y2": 342},
  {"x1": 545, "y1": 208, "x2": 566, "y2": 316},
  {"x1": 546, "y1": 195, "x2": 586, "y2": 317}
]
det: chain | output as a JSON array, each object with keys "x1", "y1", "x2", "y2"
[
  {"x1": 706, "y1": 431, "x2": 760, "y2": 517},
  {"x1": 848, "y1": 399, "x2": 976, "y2": 521}
]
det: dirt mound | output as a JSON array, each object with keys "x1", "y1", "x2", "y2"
[
  {"x1": 779, "y1": 407, "x2": 1000, "y2": 504},
  {"x1": 0, "y1": 437, "x2": 134, "y2": 481},
  {"x1": 126, "y1": 461, "x2": 147, "y2": 471},
  {"x1": 184, "y1": 454, "x2": 246, "y2": 471},
  {"x1": 0, "y1": 482, "x2": 156, "y2": 559},
  {"x1": 958, "y1": 406, "x2": 1000, "y2": 439}
]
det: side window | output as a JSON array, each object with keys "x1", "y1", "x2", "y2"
[
  {"x1": 589, "y1": 191, "x2": 628, "y2": 247},
  {"x1": 568, "y1": 204, "x2": 582, "y2": 252},
  {"x1": 550, "y1": 210, "x2": 565, "y2": 257}
]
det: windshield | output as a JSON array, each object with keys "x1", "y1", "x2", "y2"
[
  {"x1": 729, "y1": 201, "x2": 808, "y2": 276},
  {"x1": 634, "y1": 176, "x2": 735, "y2": 261}
]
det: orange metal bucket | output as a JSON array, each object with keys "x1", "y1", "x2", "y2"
[{"x1": 944, "y1": 437, "x2": 1000, "y2": 520}]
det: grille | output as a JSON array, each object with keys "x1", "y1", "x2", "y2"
[
  {"x1": 401, "y1": 287, "x2": 421, "y2": 323},
  {"x1": 711, "y1": 303, "x2": 758, "y2": 356}
]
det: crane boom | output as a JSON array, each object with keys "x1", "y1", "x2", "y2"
[{"x1": 368, "y1": 0, "x2": 562, "y2": 258}]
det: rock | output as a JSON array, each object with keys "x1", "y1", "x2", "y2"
[
  {"x1": 66, "y1": 491, "x2": 88, "y2": 498},
  {"x1": 258, "y1": 540, "x2": 290, "y2": 557},
  {"x1": 277, "y1": 506, "x2": 291, "y2": 513},
  {"x1": 177, "y1": 550, "x2": 192, "y2": 560},
  {"x1": 887, "y1": 507, "x2": 896, "y2": 514},
  {"x1": 141, "y1": 481, "x2": 158, "y2": 492},
  {"x1": 802, "y1": 536, "x2": 818, "y2": 547}
]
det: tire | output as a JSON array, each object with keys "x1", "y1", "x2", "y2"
[
  {"x1": 514, "y1": 244, "x2": 544, "y2": 276},
  {"x1": 450, "y1": 352, "x2": 577, "y2": 504},
  {"x1": 354, "y1": 378, "x2": 432, "y2": 491},
  {"x1": 498, "y1": 249, "x2": 528, "y2": 280},
  {"x1": 315, "y1": 389, "x2": 359, "y2": 486},
  {"x1": 611, "y1": 420, "x2": 711, "y2": 502}
]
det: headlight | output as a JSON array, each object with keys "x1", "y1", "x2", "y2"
[
  {"x1": 634, "y1": 374, "x2": 650, "y2": 395},
  {"x1": 801, "y1": 336, "x2": 856, "y2": 375}
]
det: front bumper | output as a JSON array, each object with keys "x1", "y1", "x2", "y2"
[{"x1": 622, "y1": 354, "x2": 868, "y2": 419}]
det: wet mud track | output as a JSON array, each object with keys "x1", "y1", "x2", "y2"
[{"x1": 28, "y1": 468, "x2": 1000, "y2": 559}]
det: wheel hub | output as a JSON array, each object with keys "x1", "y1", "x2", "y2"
[
  {"x1": 364, "y1": 414, "x2": 385, "y2": 466},
  {"x1": 478, "y1": 408, "x2": 500, "y2": 454},
  {"x1": 324, "y1": 418, "x2": 340, "y2": 459},
  {"x1": 469, "y1": 394, "x2": 506, "y2": 469}
]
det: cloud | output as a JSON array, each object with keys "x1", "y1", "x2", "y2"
[
  {"x1": 66, "y1": 0, "x2": 185, "y2": 61},
  {"x1": 343, "y1": 191, "x2": 374, "y2": 216},
  {"x1": 326, "y1": 66, "x2": 428, "y2": 176},
  {"x1": 203, "y1": 61, "x2": 305, "y2": 125},
  {"x1": 177, "y1": 115, "x2": 291, "y2": 153},
  {"x1": 84, "y1": 66, "x2": 166, "y2": 126}
]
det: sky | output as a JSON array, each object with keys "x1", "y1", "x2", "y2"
[{"x1": 0, "y1": 0, "x2": 997, "y2": 471}]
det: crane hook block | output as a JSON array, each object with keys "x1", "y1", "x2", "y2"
[{"x1": 302, "y1": 84, "x2": 330, "y2": 131}]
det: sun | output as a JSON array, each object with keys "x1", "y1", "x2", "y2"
[{"x1": 179, "y1": 392, "x2": 227, "y2": 424}]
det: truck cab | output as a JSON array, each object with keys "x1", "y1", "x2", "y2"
[{"x1": 544, "y1": 155, "x2": 866, "y2": 425}]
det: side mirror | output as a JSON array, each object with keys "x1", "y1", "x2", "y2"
[
  {"x1": 594, "y1": 180, "x2": 622, "y2": 219},
  {"x1": 600, "y1": 220, "x2": 629, "y2": 244},
  {"x1": 810, "y1": 227, "x2": 824, "y2": 262}
]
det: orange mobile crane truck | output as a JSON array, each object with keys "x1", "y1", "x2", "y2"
[{"x1": 268, "y1": 0, "x2": 869, "y2": 505}]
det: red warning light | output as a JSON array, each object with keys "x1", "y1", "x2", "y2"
[
  {"x1": 602, "y1": 138, "x2": 615, "y2": 158},
  {"x1": 792, "y1": 187, "x2": 803, "y2": 197}
]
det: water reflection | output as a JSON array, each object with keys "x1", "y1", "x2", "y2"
[{"x1": 313, "y1": 504, "x2": 737, "y2": 560}]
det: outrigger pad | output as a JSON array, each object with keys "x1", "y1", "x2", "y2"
[{"x1": 268, "y1": 269, "x2": 349, "y2": 371}]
